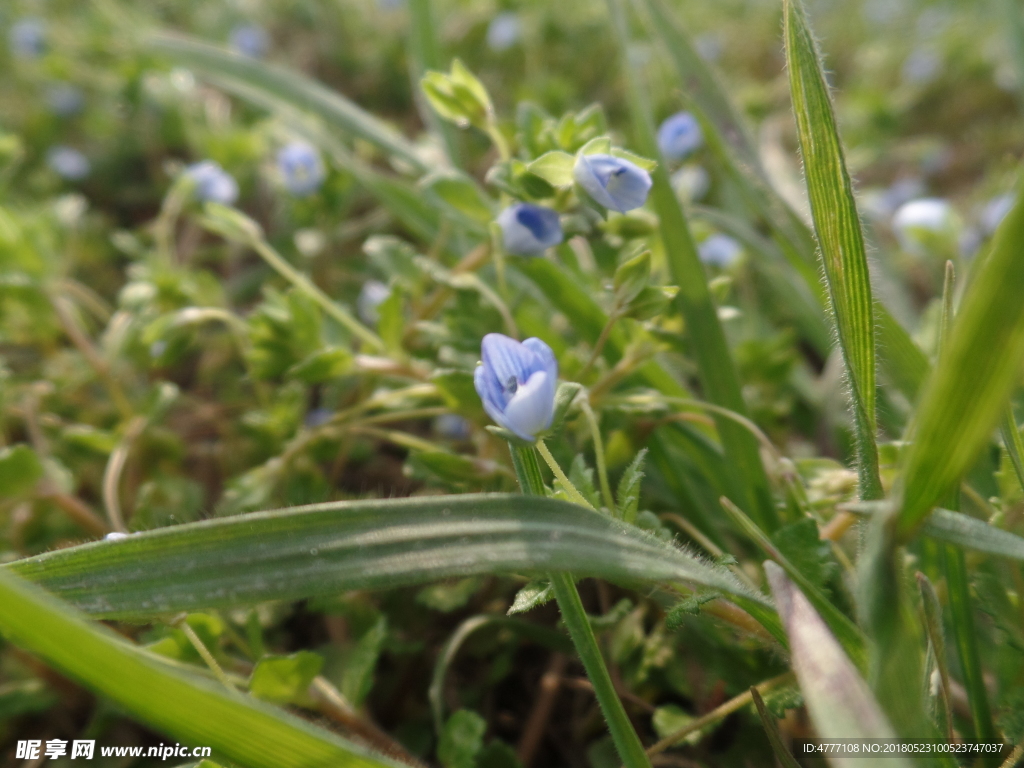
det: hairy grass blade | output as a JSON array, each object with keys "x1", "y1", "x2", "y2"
[
  {"x1": 765, "y1": 563, "x2": 914, "y2": 768},
  {"x1": 8, "y1": 494, "x2": 774, "y2": 632},
  {"x1": 0, "y1": 569, "x2": 404, "y2": 768},
  {"x1": 783, "y1": 0, "x2": 881, "y2": 499},
  {"x1": 896, "y1": 186, "x2": 1024, "y2": 539}
]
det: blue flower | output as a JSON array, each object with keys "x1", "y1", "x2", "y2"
[
  {"x1": 657, "y1": 112, "x2": 703, "y2": 161},
  {"x1": 357, "y1": 280, "x2": 391, "y2": 324},
  {"x1": 185, "y1": 161, "x2": 239, "y2": 205},
  {"x1": 486, "y1": 12, "x2": 522, "y2": 52},
  {"x1": 229, "y1": 24, "x2": 269, "y2": 59},
  {"x1": 45, "y1": 82, "x2": 84, "y2": 117},
  {"x1": 46, "y1": 146, "x2": 90, "y2": 180},
  {"x1": 474, "y1": 333, "x2": 558, "y2": 442},
  {"x1": 277, "y1": 142, "x2": 325, "y2": 197},
  {"x1": 9, "y1": 18, "x2": 45, "y2": 59},
  {"x1": 434, "y1": 414, "x2": 472, "y2": 440},
  {"x1": 573, "y1": 153, "x2": 652, "y2": 213},
  {"x1": 698, "y1": 234, "x2": 742, "y2": 267},
  {"x1": 892, "y1": 197, "x2": 956, "y2": 254},
  {"x1": 497, "y1": 204, "x2": 562, "y2": 255}
]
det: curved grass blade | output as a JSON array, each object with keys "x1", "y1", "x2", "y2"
[
  {"x1": 0, "y1": 569, "x2": 404, "y2": 768},
  {"x1": 783, "y1": 0, "x2": 881, "y2": 500},
  {"x1": 149, "y1": 33, "x2": 427, "y2": 174},
  {"x1": 7, "y1": 494, "x2": 774, "y2": 630},
  {"x1": 764, "y1": 563, "x2": 914, "y2": 768},
  {"x1": 750, "y1": 687, "x2": 802, "y2": 768},
  {"x1": 604, "y1": 0, "x2": 779, "y2": 532},
  {"x1": 895, "y1": 185, "x2": 1024, "y2": 540}
]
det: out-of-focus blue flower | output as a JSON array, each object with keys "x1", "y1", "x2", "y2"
[
  {"x1": 699, "y1": 234, "x2": 743, "y2": 267},
  {"x1": 902, "y1": 48, "x2": 941, "y2": 85},
  {"x1": 696, "y1": 233, "x2": 745, "y2": 268},
  {"x1": 694, "y1": 33, "x2": 723, "y2": 63},
  {"x1": 185, "y1": 161, "x2": 239, "y2": 205},
  {"x1": 474, "y1": 333, "x2": 557, "y2": 442},
  {"x1": 671, "y1": 165, "x2": 710, "y2": 203},
  {"x1": 435, "y1": 414, "x2": 472, "y2": 440},
  {"x1": 45, "y1": 82, "x2": 84, "y2": 117},
  {"x1": 497, "y1": 204, "x2": 562, "y2": 255},
  {"x1": 573, "y1": 153, "x2": 652, "y2": 213},
  {"x1": 892, "y1": 197, "x2": 956, "y2": 254},
  {"x1": 657, "y1": 112, "x2": 703, "y2": 161},
  {"x1": 9, "y1": 18, "x2": 45, "y2": 59},
  {"x1": 486, "y1": 12, "x2": 522, "y2": 52},
  {"x1": 305, "y1": 407, "x2": 333, "y2": 428},
  {"x1": 229, "y1": 24, "x2": 269, "y2": 59},
  {"x1": 46, "y1": 146, "x2": 90, "y2": 180},
  {"x1": 357, "y1": 280, "x2": 391, "y2": 324},
  {"x1": 982, "y1": 194, "x2": 1015, "y2": 235},
  {"x1": 277, "y1": 142, "x2": 325, "y2": 197}
]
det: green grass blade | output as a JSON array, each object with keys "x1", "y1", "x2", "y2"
[
  {"x1": 895, "y1": 186, "x2": 1024, "y2": 540},
  {"x1": 0, "y1": 569, "x2": 403, "y2": 768},
  {"x1": 8, "y1": 494, "x2": 771, "y2": 622},
  {"x1": 764, "y1": 563, "x2": 914, "y2": 768},
  {"x1": 407, "y1": 0, "x2": 461, "y2": 166},
  {"x1": 604, "y1": 0, "x2": 779, "y2": 532},
  {"x1": 149, "y1": 33, "x2": 427, "y2": 174},
  {"x1": 750, "y1": 687, "x2": 802, "y2": 768},
  {"x1": 1000, "y1": 409, "x2": 1024, "y2": 493},
  {"x1": 783, "y1": 0, "x2": 881, "y2": 500}
]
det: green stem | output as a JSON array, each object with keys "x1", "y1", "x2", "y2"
[
  {"x1": 508, "y1": 444, "x2": 652, "y2": 768},
  {"x1": 251, "y1": 239, "x2": 384, "y2": 351},
  {"x1": 580, "y1": 398, "x2": 616, "y2": 514},
  {"x1": 536, "y1": 440, "x2": 596, "y2": 510}
]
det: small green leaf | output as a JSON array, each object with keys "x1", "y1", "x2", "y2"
[
  {"x1": 249, "y1": 651, "x2": 324, "y2": 705},
  {"x1": 286, "y1": 348, "x2": 352, "y2": 384},
  {"x1": 438, "y1": 709, "x2": 486, "y2": 768},
  {"x1": 417, "y1": 577, "x2": 483, "y2": 613},
  {"x1": 613, "y1": 251, "x2": 651, "y2": 306},
  {"x1": 750, "y1": 688, "x2": 802, "y2": 768},
  {"x1": 771, "y1": 518, "x2": 839, "y2": 598},
  {"x1": 610, "y1": 147, "x2": 657, "y2": 172},
  {"x1": 526, "y1": 151, "x2": 576, "y2": 187},
  {"x1": 341, "y1": 616, "x2": 387, "y2": 707},
  {"x1": 421, "y1": 171, "x2": 495, "y2": 225},
  {"x1": 578, "y1": 136, "x2": 612, "y2": 155},
  {"x1": 0, "y1": 445, "x2": 44, "y2": 498},
  {"x1": 616, "y1": 449, "x2": 648, "y2": 523},
  {"x1": 651, "y1": 705, "x2": 701, "y2": 744},
  {"x1": 623, "y1": 285, "x2": 677, "y2": 320},
  {"x1": 421, "y1": 60, "x2": 493, "y2": 130},
  {"x1": 507, "y1": 580, "x2": 554, "y2": 615},
  {"x1": 200, "y1": 202, "x2": 263, "y2": 243}
]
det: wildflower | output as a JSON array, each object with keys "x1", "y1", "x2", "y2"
[
  {"x1": 901, "y1": 48, "x2": 941, "y2": 85},
  {"x1": 45, "y1": 83, "x2": 84, "y2": 117},
  {"x1": 573, "y1": 153, "x2": 652, "y2": 213},
  {"x1": 185, "y1": 161, "x2": 238, "y2": 205},
  {"x1": 497, "y1": 204, "x2": 562, "y2": 255},
  {"x1": 892, "y1": 197, "x2": 957, "y2": 254},
  {"x1": 46, "y1": 146, "x2": 90, "y2": 180},
  {"x1": 435, "y1": 414, "x2": 472, "y2": 440},
  {"x1": 698, "y1": 234, "x2": 742, "y2": 267},
  {"x1": 9, "y1": 18, "x2": 45, "y2": 59},
  {"x1": 305, "y1": 408, "x2": 333, "y2": 428},
  {"x1": 277, "y1": 142, "x2": 325, "y2": 197},
  {"x1": 357, "y1": 280, "x2": 391, "y2": 324},
  {"x1": 474, "y1": 333, "x2": 557, "y2": 442},
  {"x1": 486, "y1": 12, "x2": 522, "y2": 52},
  {"x1": 657, "y1": 112, "x2": 703, "y2": 161},
  {"x1": 229, "y1": 24, "x2": 269, "y2": 59}
]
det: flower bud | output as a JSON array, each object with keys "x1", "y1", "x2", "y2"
[
  {"x1": 497, "y1": 204, "x2": 563, "y2": 255},
  {"x1": 657, "y1": 112, "x2": 703, "y2": 161},
  {"x1": 277, "y1": 142, "x2": 325, "y2": 197},
  {"x1": 185, "y1": 161, "x2": 239, "y2": 205}
]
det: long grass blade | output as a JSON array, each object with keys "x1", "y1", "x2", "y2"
[
  {"x1": 0, "y1": 569, "x2": 403, "y2": 768},
  {"x1": 783, "y1": 0, "x2": 881, "y2": 500},
  {"x1": 895, "y1": 184, "x2": 1024, "y2": 539},
  {"x1": 8, "y1": 494, "x2": 773, "y2": 629}
]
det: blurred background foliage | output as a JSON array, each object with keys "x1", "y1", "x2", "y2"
[{"x1": 0, "y1": 0, "x2": 1023, "y2": 766}]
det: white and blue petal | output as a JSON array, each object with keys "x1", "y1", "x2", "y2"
[
  {"x1": 497, "y1": 204, "x2": 562, "y2": 255},
  {"x1": 657, "y1": 112, "x2": 703, "y2": 161},
  {"x1": 573, "y1": 153, "x2": 652, "y2": 213}
]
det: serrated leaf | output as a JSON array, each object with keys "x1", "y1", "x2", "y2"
[
  {"x1": 616, "y1": 449, "x2": 648, "y2": 524},
  {"x1": 783, "y1": 0, "x2": 881, "y2": 500},
  {"x1": 507, "y1": 580, "x2": 554, "y2": 615},
  {"x1": 771, "y1": 518, "x2": 838, "y2": 598}
]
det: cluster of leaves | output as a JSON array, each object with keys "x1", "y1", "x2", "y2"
[{"x1": 1, "y1": 0, "x2": 1024, "y2": 767}]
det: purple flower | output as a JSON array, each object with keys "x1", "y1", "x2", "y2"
[
  {"x1": 277, "y1": 142, "x2": 325, "y2": 197},
  {"x1": 185, "y1": 161, "x2": 238, "y2": 205},
  {"x1": 229, "y1": 24, "x2": 269, "y2": 59},
  {"x1": 698, "y1": 234, "x2": 742, "y2": 267},
  {"x1": 357, "y1": 280, "x2": 391, "y2": 324},
  {"x1": 573, "y1": 153, "x2": 652, "y2": 213},
  {"x1": 45, "y1": 83, "x2": 84, "y2": 117},
  {"x1": 497, "y1": 204, "x2": 562, "y2": 255},
  {"x1": 486, "y1": 12, "x2": 522, "y2": 52},
  {"x1": 474, "y1": 333, "x2": 557, "y2": 442},
  {"x1": 9, "y1": 18, "x2": 45, "y2": 59},
  {"x1": 46, "y1": 146, "x2": 90, "y2": 180},
  {"x1": 657, "y1": 112, "x2": 703, "y2": 161}
]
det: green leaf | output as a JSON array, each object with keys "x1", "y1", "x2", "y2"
[
  {"x1": 7, "y1": 494, "x2": 777, "y2": 636},
  {"x1": 578, "y1": 136, "x2": 613, "y2": 155},
  {"x1": 507, "y1": 580, "x2": 554, "y2": 615},
  {"x1": 783, "y1": 0, "x2": 881, "y2": 500},
  {"x1": 149, "y1": 33, "x2": 425, "y2": 174},
  {"x1": 0, "y1": 569, "x2": 403, "y2": 768},
  {"x1": 896, "y1": 184, "x2": 1024, "y2": 539},
  {"x1": 764, "y1": 563, "x2": 914, "y2": 768},
  {"x1": 750, "y1": 688, "x2": 802, "y2": 768},
  {"x1": 616, "y1": 449, "x2": 647, "y2": 524},
  {"x1": 526, "y1": 151, "x2": 576, "y2": 187},
  {"x1": 249, "y1": 651, "x2": 324, "y2": 705},
  {"x1": 341, "y1": 616, "x2": 387, "y2": 707},
  {"x1": 421, "y1": 60, "x2": 493, "y2": 131},
  {"x1": 651, "y1": 705, "x2": 700, "y2": 744},
  {"x1": 420, "y1": 171, "x2": 495, "y2": 227},
  {"x1": 609, "y1": 148, "x2": 657, "y2": 172},
  {"x1": 613, "y1": 250, "x2": 651, "y2": 306},
  {"x1": 770, "y1": 518, "x2": 839, "y2": 598},
  {"x1": 438, "y1": 709, "x2": 486, "y2": 768},
  {"x1": 0, "y1": 444, "x2": 44, "y2": 497},
  {"x1": 286, "y1": 347, "x2": 352, "y2": 384}
]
